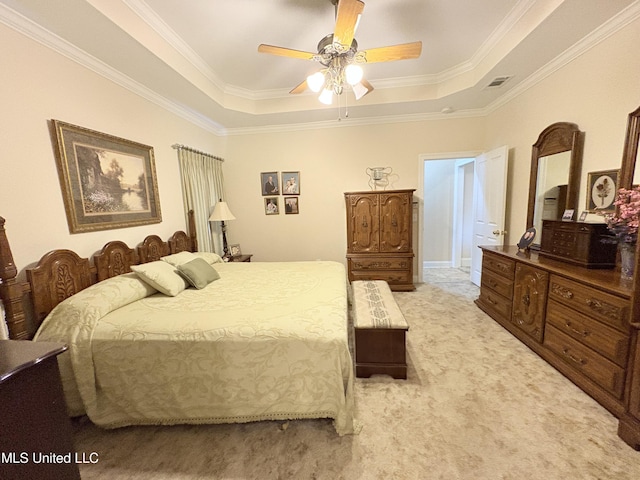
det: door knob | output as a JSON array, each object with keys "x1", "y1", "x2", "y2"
[{"x1": 492, "y1": 230, "x2": 507, "y2": 236}]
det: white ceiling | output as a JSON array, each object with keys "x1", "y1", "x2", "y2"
[{"x1": 1, "y1": 0, "x2": 638, "y2": 134}]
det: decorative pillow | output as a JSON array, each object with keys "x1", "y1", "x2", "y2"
[
  {"x1": 177, "y1": 258, "x2": 220, "y2": 289},
  {"x1": 161, "y1": 251, "x2": 198, "y2": 267},
  {"x1": 192, "y1": 252, "x2": 224, "y2": 265},
  {"x1": 130, "y1": 261, "x2": 188, "y2": 296}
]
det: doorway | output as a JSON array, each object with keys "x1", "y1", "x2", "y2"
[{"x1": 419, "y1": 154, "x2": 477, "y2": 281}]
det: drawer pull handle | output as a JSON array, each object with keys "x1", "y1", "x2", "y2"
[
  {"x1": 585, "y1": 298, "x2": 623, "y2": 321},
  {"x1": 488, "y1": 280, "x2": 497, "y2": 288},
  {"x1": 565, "y1": 321, "x2": 589, "y2": 337},
  {"x1": 486, "y1": 295, "x2": 497, "y2": 305},
  {"x1": 551, "y1": 283, "x2": 574, "y2": 299},
  {"x1": 562, "y1": 348, "x2": 586, "y2": 366},
  {"x1": 362, "y1": 216, "x2": 368, "y2": 228}
]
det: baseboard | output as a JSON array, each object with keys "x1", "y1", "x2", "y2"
[{"x1": 423, "y1": 261, "x2": 453, "y2": 269}]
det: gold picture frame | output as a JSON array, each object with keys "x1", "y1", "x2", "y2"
[{"x1": 51, "y1": 120, "x2": 162, "y2": 233}]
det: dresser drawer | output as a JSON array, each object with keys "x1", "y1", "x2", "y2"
[
  {"x1": 482, "y1": 253, "x2": 515, "y2": 280},
  {"x1": 546, "y1": 299, "x2": 629, "y2": 367},
  {"x1": 548, "y1": 275, "x2": 629, "y2": 332},
  {"x1": 477, "y1": 288, "x2": 512, "y2": 323},
  {"x1": 349, "y1": 257, "x2": 412, "y2": 271},
  {"x1": 544, "y1": 325, "x2": 625, "y2": 399},
  {"x1": 481, "y1": 268, "x2": 513, "y2": 300}
]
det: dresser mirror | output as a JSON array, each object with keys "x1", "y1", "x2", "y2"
[
  {"x1": 526, "y1": 122, "x2": 584, "y2": 248},
  {"x1": 619, "y1": 105, "x2": 640, "y2": 189}
]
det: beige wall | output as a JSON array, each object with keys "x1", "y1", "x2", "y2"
[
  {"x1": 0, "y1": 24, "x2": 226, "y2": 274},
  {"x1": 224, "y1": 118, "x2": 485, "y2": 263},
  {"x1": 484, "y1": 16, "x2": 640, "y2": 244},
  {"x1": 2, "y1": 14, "x2": 640, "y2": 274}
]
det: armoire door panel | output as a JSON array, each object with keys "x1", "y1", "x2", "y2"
[
  {"x1": 380, "y1": 192, "x2": 411, "y2": 253},
  {"x1": 348, "y1": 194, "x2": 379, "y2": 253}
]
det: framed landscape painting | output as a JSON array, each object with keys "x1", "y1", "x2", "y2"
[{"x1": 52, "y1": 120, "x2": 161, "y2": 233}]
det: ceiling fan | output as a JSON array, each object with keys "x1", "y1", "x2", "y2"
[{"x1": 257, "y1": 0, "x2": 422, "y2": 105}]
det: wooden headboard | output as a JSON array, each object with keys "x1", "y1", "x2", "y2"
[{"x1": 0, "y1": 211, "x2": 197, "y2": 340}]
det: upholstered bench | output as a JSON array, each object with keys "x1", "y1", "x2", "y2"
[{"x1": 352, "y1": 280, "x2": 409, "y2": 379}]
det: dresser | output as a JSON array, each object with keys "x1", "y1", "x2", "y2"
[
  {"x1": 344, "y1": 189, "x2": 415, "y2": 291},
  {"x1": 475, "y1": 246, "x2": 632, "y2": 418},
  {"x1": 0, "y1": 340, "x2": 81, "y2": 480}
]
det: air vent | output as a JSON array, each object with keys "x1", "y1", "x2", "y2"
[{"x1": 485, "y1": 76, "x2": 512, "y2": 89}]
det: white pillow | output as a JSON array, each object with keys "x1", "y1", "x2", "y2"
[
  {"x1": 161, "y1": 251, "x2": 198, "y2": 267},
  {"x1": 192, "y1": 252, "x2": 224, "y2": 265},
  {"x1": 130, "y1": 261, "x2": 188, "y2": 296}
]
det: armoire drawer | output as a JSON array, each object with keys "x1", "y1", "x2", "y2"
[
  {"x1": 544, "y1": 325, "x2": 625, "y2": 399},
  {"x1": 546, "y1": 299, "x2": 629, "y2": 367},
  {"x1": 348, "y1": 269, "x2": 412, "y2": 286},
  {"x1": 548, "y1": 275, "x2": 629, "y2": 332},
  {"x1": 349, "y1": 257, "x2": 412, "y2": 271},
  {"x1": 481, "y1": 268, "x2": 514, "y2": 300}
]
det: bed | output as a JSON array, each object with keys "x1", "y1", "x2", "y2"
[{"x1": 0, "y1": 212, "x2": 357, "y2": 435}]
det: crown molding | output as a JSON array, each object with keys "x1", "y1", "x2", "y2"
[
  {"x1": 2, "y1": 0, "x2": 639, "y2": 137},
  {"x1": 0, "y1": 2, "x2": 227, "y2": 135},
  {"x1": 485, "y1": 0, "x2": 640, "y2": 115}
]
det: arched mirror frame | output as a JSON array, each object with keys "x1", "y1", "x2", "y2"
[
  {"x1": 526, "y1": 122, "x2": 585, "y2": 243},
  {"x1": 619, "y1": 106, "x2": 640, "y2": 190},
  {"x1": 618, "y1": 106, "x2": 640, "y2": 323}
]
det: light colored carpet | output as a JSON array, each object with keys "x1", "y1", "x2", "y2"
[{"x1": 72, "y1": 269, "x2": 640, "y2": 479}]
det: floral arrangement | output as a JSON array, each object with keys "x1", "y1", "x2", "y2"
[{"x1": 604, "y1": 186, "x2": 640, "y2": 244}]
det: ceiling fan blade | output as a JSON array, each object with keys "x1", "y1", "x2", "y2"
[
  {"x1": 289, "y1": 80, "x2": 308, "y2": 94},
  {"x1": 359, "y1": 41, "x2": 423, "y2": 63},
  {"x1": 333, "y1": 0, "x2": 365, "y2": 48},
  {"x1": 258, "y1": 44, "x2": 316, "y2": 60}
]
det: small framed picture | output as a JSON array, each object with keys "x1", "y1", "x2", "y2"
[
  {"x1": 284, "y1": 197, "x2": 299, "y2": 214},
  {"x1": 264, "y1": 197, "x2": 279, "y2": 215},
  {"x1": 578, "y1": 210, "x2": 588, "y2": 222},
  {"x1": 261, "y1": 172, "x2": 279, "y2": 196},
  {"x1": 586, "y1": 169, "x2": 619, "y2": 213},
  {"x1": 517, "y1": 227, "x2": 536, "y2": 251},
  {"x1": 562, "y1": 209, "x2": 575, "y2": 221},
  {"x1": 281, "y1": 171, "x2": 300, "y2": 195},
  {"x1": 229, "y1": 244, "x2": 242, "y2": 257}
]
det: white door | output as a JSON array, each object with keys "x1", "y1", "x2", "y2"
[{"x1": 470, "y1": 145, "x2": 509, "y2": 286}]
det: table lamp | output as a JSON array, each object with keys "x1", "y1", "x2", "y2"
[{"x1": 208, "y1": 199, "x2": 236, "y2": 259}]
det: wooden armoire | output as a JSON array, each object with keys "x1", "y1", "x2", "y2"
[{"x1": 344, "y1": 189, "x2": 415, "y2": 291}]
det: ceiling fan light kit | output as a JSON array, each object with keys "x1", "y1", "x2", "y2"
[{"x1": 258, "y1": 0, "x2": 422, "y2": 110}]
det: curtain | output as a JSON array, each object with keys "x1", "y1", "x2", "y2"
[{"x1": 175, "y1": 145, "x2": 225, "y2": 254}]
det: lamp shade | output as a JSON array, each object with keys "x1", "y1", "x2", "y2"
[{"x1": 208, "y1": 201, "x2": 236, "y2": 222}]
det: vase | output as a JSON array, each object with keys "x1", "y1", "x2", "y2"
[{"x1": 619, "y1": 242, "x2": 636, "y2": 280}]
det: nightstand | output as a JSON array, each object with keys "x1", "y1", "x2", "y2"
[
  {"x1": 0, "y1": 340, "x2": 81, "y2": 480},
  {"x1": 231, "y1": 254, "x2": 252, "y2": 262}
]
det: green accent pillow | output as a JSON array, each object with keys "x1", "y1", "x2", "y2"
[
  {"x1": 130, "y1": 261, "x2": 188, "y2": 296},
  {"x1": 177, "y1": 258, "x2": 220, "y2": 289}
]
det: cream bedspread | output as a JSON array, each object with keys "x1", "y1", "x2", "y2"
[{"x1": 35, "y1": 261, "x2": 357, "y2": 435}]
